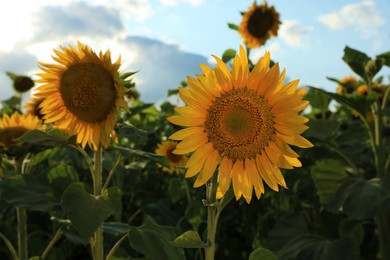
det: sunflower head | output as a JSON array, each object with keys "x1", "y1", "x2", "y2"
[
  {"x1": 155, "y1": 140, "x2": 187, "y2": 174},
  {"x1": 336, "y1": 76, "x2": 358, "y2": 94},
  {"x1": 0, "y1": 112, "x2": 43, "y2": 149},
  {"x1": 168, "y1": 46, "x2": 313, "y2": 203},
  {"x1": 35, "y1": 42, "x2": 129, "y2": 151},
  {"x1": 239, "y1": 1, "x2": 280, "y2": 48},
  {"x1": 24, "y1": 95, "x2": 44, "y2": 120}
]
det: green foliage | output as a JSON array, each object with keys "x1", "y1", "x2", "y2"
[
  {"x1": 249, "y1": 248, "x2": 278, "y2": 260},
  {"x1": 128, "y1": 215, "x2": 185, "y2": 259},
  {"x1": 310, "y1": 159, "x2": 348, "y2": 208},
  {"x1": 222, "y1": 49, "x2": 236, "y2": 63},
  {"x1": 61, "y1": 183, "x2": 122, "y2": 242},
  {"x1": 171, "y1": 230, "x2": 208, "y2": 248},
  {"x1": 332, "y1": 177, "x2": 390, "y2": 220}
]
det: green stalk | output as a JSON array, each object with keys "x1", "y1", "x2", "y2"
[
  {"x1": 0, "y1": 232, "x2": 18, "y2": 260},
  {"x1": 41, "y1": 228, "x2": 63, "y2": 259},
  {"x1": 92, "y1": 145, "x2": 104, "y2": 260},
  {"x1": 16, "y1": 208, "x2": 27, "y2": 260},
  {"x1": 375, "y1": 214, "x2": 390, "y2": 260},
  {"x1": 16, "y1": 157, "x2": 28, "y2": 260},
  {"x1": 204, "y1": 173, "x2": 219, "y2": 260}
]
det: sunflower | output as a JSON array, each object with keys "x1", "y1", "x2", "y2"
[
  {"x1": 0, "y1": 112, "x2": 43, "y2": 148},
  {"x1": 336, "y1": 76, "x2": 358, "y2": 95},
  {"x1": 24, "y1": 95, "x2": 44, "y2": 120},
  {"x1": 34, "y1": 42, "x2": 129, "y2": 150},
  {"x1": 155, "y1": 140, "x2": 187, "y2": 174},
  {"x1": 168, "y1": 46, "x2": 313, "y2": 203},
  {"x1": 239, "y1": 1, "x2": 280, "y2": 48}
]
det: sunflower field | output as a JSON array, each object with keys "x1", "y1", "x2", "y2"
[{"x1": 0, "y1": 1, "x2": 390, "y2": 260}]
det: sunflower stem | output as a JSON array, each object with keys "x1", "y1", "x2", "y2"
[
  {"x1": 205, "y1": 172, "x2": 219, "y2": 260},
  {"x1": 0, "y1": 232, "x2": 18, "y2": 260},
  {"x1": 15, "y1": 156, "x2": 28, "y2": 260},
  {"x1": 41, "y1": 228, "x2": 63, "y2": 259},
  {"x1": 92, "y1": 145, "x2": 104, "y2": 260},
  {"x1": 375, "y1": 213, "x2": 390, "y2": 260}
]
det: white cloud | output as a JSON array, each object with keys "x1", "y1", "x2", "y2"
[
  {"x1": 31, "y1": 2, "x2": 124, "y2": 41},
  {"x1": 279, "y1": 20, "x2": 312, "y2": 47},
  {"x1": 318, "y1": 0, "x2": 385, "y2": 36},
  {"x1": 159, "y1": 0, "x2": 204, "y2": 6},
  {"x1": 121, "y1": 36, "x2": 209, "y2": 102}
]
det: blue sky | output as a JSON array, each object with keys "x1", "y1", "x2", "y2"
[{"x1": 0, "y1": 0, "x2": 389, "y2": 103}]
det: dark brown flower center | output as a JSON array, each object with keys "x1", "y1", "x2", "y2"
[
  {"x1": 205, "y1": 88, "x2": 274, "y2": 161},
  {"x1": 60, "y1": 63, "x2": 116, "y2": 123},
  {"x1": 167, "y1": 147, "x2": 183, "y2": 163},
  {"x1": 247, "y1": 7, "x2": 276, "y2": 38},
  {"x1": 0, "y1": 127, "x2": 28, "y2": 147}
]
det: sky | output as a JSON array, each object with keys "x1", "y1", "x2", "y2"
[{"x1": 0, "y1": 0, "x2": 389, "y2": 104}]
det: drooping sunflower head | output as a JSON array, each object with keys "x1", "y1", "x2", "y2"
[
  {"x1": 168, "y1": 46, "x2": 313, "y2": 203},
  {"x1": 155, "y1": 140, "x2": 187, "y2": 174},
  {"x1": 35, "y1": 42, "x2": 129, "y2": 151},
  {"x1": 239, "y1": 1, "x2": 280, "y2": 48},
  {"x1": 24, "y1": 95, "x2": 44, "y2": 120},
  {"x1": 0, "y1": 112, "x2": 43, "y2": 148}
]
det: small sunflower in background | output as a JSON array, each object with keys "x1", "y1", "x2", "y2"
[
  {"x1": 6, "y1": 72, "x2": 35, "y2": 94},
  {"x1": 34, "y1": 42, "x2": 129, "y2": 151},
  {"x1": 168, "y1": 46, "x2": 312, "y2": 203},
  {"x1": 239, "y1": 1, "x2": 280, "y2": 48},
  {"x1": 155, "y1": 140, "x2": 187, "y2": 174},
  {"x1": 336, "y1": 76, "x2": 358, "y2": 95},
  {"x1": 24, "y1": 95, "x2": 44, "y2": 120},
  {"x1": 0, "y1": 112, "x2": 43, "y2": 148}
]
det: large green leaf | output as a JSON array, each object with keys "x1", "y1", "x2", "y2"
[
  {"x1": 18, "y1": 129, "x2": 75, "y2": 147},
  {"x1": 171, "y1": 230, "x2": 208, "y2": 248},
  {"x1": 0, "y1": 163, "x2": 78, "y2": 211},
  {"x1": 377, "y1": 51, "x2": 390, "y2": 67},
  {"x1": 128, "y1": 215, "x2": 185, "y2": 260},
  {"x1": 0, "y1": 174, "x2": 57, "y2": 211},
  {"x1": 332, "y1": 177, "x2": 390, "y2": 219},
  {"x1": 305, "y1": 119, "x2": 340, "y2": 141},
  {"x1": 342, "y1": 46, "x2": 370, "y2": 83},
  {"x1": 61, "y1": 183, "x2": 122, "y2": 242},
  {"x1": 305, "y1": 87, "x2": 331, "y2": 114},
  {"x1": 310, "y1": 159, "x2": 348, "y2": 208},
  {"x1": 249, "y1": 247, "x2": 278, "y2": 260},
  {"x1": 277, "y1": 234, "x2": 360, "y2": 260}
]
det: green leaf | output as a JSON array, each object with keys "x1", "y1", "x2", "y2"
[
  {"x1": 6, "y1": 71, "x2": 18, "y2": 80},
  {"x1": 310, "y1": 159, "x2": 348, "y2": 208},
  {"x1": 365, "y1": 58, "x2": 384, "y2": 80},
  {"x1": 249, "y1": 247, "x2": 278, "y2": 260},
  {"x1": 306, "y1": 119, "x2": 340, "y2": 141},
  {"x1": 103, "y1": 222, "x2": 130, "y2": 235},
  {"x1": 305, "y1": 87, "x2": 331, "y2": 114},
  {"x1": 18, "y1": 130, "x2": 75, "y2": 147},
  {"x1": 128, "y1": 215, "x2": 185, "y2": 260},
  {"x1": 342, "y1": 46, "x2": 370, "y2": 83},
  {"x1": 47, "y1": 164, "x2": 79, "y2": 193},
  {"x1": 310, "y1": 87, "x2": 376, "y2": 119},
  {"x1": 185, "y1": 199, "x2": 205, "y2": 230},
  {"x1": 377, "y1": 51, "x2": 390, "y2": 67},
  {"x1": 333, "y1": 177, "x2": 390, "y2": 219},
  {"x1": 61, "y1": 183, "x2": 122, "y2": 242},
  {"x1": 339, "y1": 218, "x2": 364, "y2": 245},
  {"x1": 277, "y1": 234, "x2": 360, "y2": 260},
  {"x1": 171, "y1": 230, "x2": 208, "y2": 248},
  {"x1": 227, "y1": 23, "x2": 239, "y2": 31},
  {"x1": 112, "y1": 146, "x2": 162, "y2": 161},
  {"x1": 0, "y1": 174, "x2": 57, "y2": 211},
  {"x1": 222, "y1": 49, "x2": 236, "y2": 63}
]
